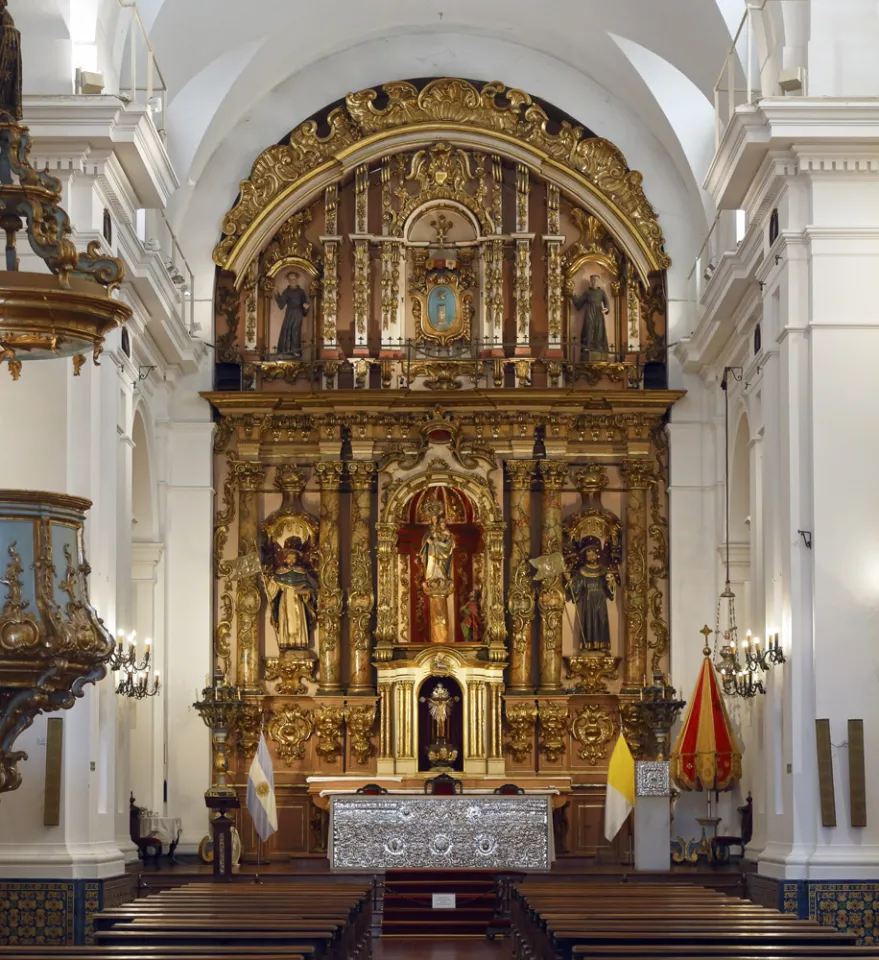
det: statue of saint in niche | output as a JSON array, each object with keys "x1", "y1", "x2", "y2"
[
  {"x1": 274, "y1": 273, "x2": 309, "y2": 357},
  {"x1": 264, "y1": 536, "x2": 318, "y2": 652},
  {"x1": 571, "y1": 275, "x2": 610, "y2": 356},
  {"x1": 566, "y1": 535, "x2": 619, "y2": 651},
  {"x1": 420, "y1": 512, "x2": 456, "y2": 585},
  {"x1": 419, "y1": 504, "x2": 457, "y2": 644},
  {"x1": 459, "y1": 590, "x2": 481, "y2": 643}
]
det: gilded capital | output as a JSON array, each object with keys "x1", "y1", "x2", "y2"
[
  {"x1": 347, "y1": 460, "x2": 377, "y2": 489},
  {"x1": 573, "y1": 463, "x2": 609, "y2": 497},
  {"x1": 273, "y1": 464, "x2": 307, "y2": 495},
  {"x1": 539, "y1": 459, "x2": 568, "y2": 490},
  {"x1": 232, "y1": 460, "x2": 265, "y2": 491},
  {"x1": 506, "y1": 459, "x2": 536, "y2": 489},
  {"x1": 621, "y1": 458, "x2": 654, "y2": 490},
  {"x1": 315, "y1": 460, "x2": 345, "y2": 489}
]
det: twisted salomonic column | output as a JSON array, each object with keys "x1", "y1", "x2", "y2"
[
  {"x1": 538, "y1": 460, "x2": 568, "y2": 692},
  {"x1": 233, "y1": 460, "x2": 265, "y2": 692},
  {"x1": 507, "y1": 460, "x2": 536, "y2": 692},
  {"x1": 315, "y1": 461, "x2": 345, "y2": 693},
  {"x1": 347, "y1": 461, "x2": 376, "y2": 693},
  {"x1": 621, "y1": 458, "x2": 654, "y2": 688}
]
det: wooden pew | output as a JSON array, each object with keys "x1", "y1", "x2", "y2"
[
  {"x1": 510, "y1": 882, "x2": 869, "y2": 960},
  {"x1": 86, "y1": 880, "x2": 372, "y2": 960}
]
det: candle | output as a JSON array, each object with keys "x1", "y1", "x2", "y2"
[{"x1": 145, "y1": 637, "x2": 151, "y2": 654}]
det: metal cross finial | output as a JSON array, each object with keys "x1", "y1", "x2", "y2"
[{"x1": 700, "y1": 624, "x2": 713, "y2": 656}]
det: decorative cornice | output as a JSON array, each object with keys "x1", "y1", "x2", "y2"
[
  {"x1": 212, "y1": 78, "x2": 669, "y2": 278},
  {"x1": 706, "y1": 98, "x2": 879, "y2": 209},
  {"x1": 23, "y1": 95, "x2": 179, "y2": 208}
]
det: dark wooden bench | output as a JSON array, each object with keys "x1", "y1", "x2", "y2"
[
  {"x1": 510, "y1": 882, "x2": 868, "y2": 960},
  {"x1": 88, "y1": 880, "x2": 372, "y2": 960}
]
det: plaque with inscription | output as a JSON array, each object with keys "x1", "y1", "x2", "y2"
[{"x1": 329, "y1": 795, "x2": 552, "y2": 870}]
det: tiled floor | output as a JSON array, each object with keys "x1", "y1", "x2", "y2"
[{"x1": 374, "y1": 937, "x2": 508, "y2": 957}]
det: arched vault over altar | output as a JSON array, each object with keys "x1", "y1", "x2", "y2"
[{"x1": 213, "y1": 77, "x2": 671, "y2": 286}]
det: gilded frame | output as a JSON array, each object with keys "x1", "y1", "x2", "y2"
[{"x1": 413, "y1": 273, "x2": 472, "y2": 346}]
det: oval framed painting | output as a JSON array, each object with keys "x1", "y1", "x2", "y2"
[{"x1": 427, "y1": 284, "x2": 458, "y2": 334}]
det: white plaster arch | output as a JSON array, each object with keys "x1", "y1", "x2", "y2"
[
  {"x1": 609, "y1": 34, "x2": 716, "y2": 222},
  {"x1": 131, "y1": 404, "x2": 159, "y2": 543},
  {"x1": 729, "y1": 407, "x2": 751, "y2": 542}
]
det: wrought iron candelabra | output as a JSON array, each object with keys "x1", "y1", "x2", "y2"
[
  {"x1": 116, "y1": 668, "x2": 160, "y2": 699},
  {"x1": 742, "y1": 631, "x2": 786, "y2": 671},
  {"x1": 109, "y1": 631, "x2": 151, "y2": 672},
  {"x1": 110, "y1": 633, "x2": 160, "y2": 698},
  {"x1": 192, "y1": 670, "x2": 245, "y2": 799},
  {"x1": 629, "y1": 673, "x2": 686, "y2": 760},
  {"x1": 715, "y1": 627, "x2": 784, "y2": 699}
]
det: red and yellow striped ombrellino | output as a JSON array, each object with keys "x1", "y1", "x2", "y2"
[{"x1": 670, "y1": 646, "x2": 743, "y2": 792}]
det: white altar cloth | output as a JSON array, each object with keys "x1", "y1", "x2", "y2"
[
  {"x1": 139, "y1": 816, "x2": 182, "y2": 846},
  {"x1": 328, "y1": 793, "x2": 554, "y2": 870}
]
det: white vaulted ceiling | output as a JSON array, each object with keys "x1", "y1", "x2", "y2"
[{"x1": 72, "y1": 0, "x2": 744, "y2": 309}]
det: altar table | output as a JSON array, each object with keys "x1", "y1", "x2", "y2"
[{"x1": 328, "y1": 793, "x2": 554, "y2": 870}]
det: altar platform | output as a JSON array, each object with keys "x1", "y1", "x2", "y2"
[{"x1": 128, "y1": 858, "x2": 747, "y2": 899}]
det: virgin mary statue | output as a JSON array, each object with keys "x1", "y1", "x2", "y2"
[{"x1": 420, "y1": 515, "x2": 455, "y2": 584}]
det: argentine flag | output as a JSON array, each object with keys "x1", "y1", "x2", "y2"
[{"x1": 247, "y1": 732, "x2": 278, "y2": 842}]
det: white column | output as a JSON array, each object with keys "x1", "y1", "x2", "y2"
[
  {"x1": 163, "y1": 418, "x2": 214, "y2": 852},
  {"x1": 667, "y1": 381, "x2": 719, "y2": 841},
  {"x1": 131, "y1": 542, "x2": 166, "y2": 814},
  {"x1": 0, "y1": 356, "x2": 128, "y2": 877}
]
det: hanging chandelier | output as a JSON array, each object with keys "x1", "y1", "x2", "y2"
[
  {"x1": 110, "y1": 632, "x2": 160, "y2": 698},
  {"x1": 116, "y1": 667, "x2": 160, "y2": 700},
  {"x1": 109, "y1": 631, "x2": 151, "y2": 673},
  {"x1": 712, "y1": 367, "x2": 783, "y2": 699}
]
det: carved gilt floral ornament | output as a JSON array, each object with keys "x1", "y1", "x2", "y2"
[
  {"x1": 0, "y1": 491, "x2": 114, "y2": 795},
  {"x1": 213, "y1": 78, "x2": 670, "y2": 282}
]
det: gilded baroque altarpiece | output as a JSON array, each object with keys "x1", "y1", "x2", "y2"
[{"x1": 207, "y1": 78, "x2": 681, "y2": 860}]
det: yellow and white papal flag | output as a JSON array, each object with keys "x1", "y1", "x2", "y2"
[
  {"x1": 604, "y1": 733, "x2": 635, "y2": 842},
  {"x1": 246, "y1": 732, "x2": 278, "y2": 842}
]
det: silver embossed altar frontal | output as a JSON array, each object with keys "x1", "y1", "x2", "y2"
[{"x1": 329, "y1": 795, "x2": 553, "y2": 870}]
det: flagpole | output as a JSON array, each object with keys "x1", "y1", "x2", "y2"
[
  {"x1": 253, "y1": 712, "x2": 266, "y2": 885},
  {"x1": 254, "y1": 836, "x2": 263, "y2": 884}
]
